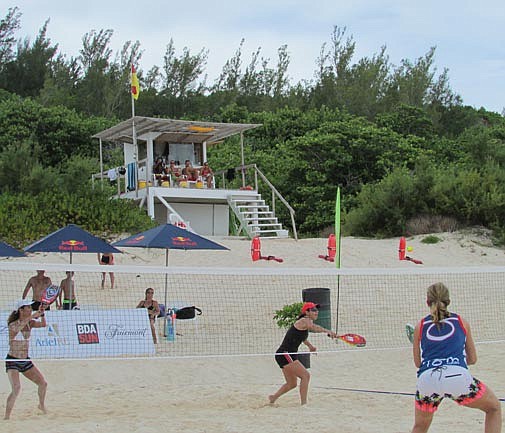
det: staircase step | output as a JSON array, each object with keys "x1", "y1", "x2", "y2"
[
  {"x1": 240, "y1": 210, "x2": 273, "y2": 215},
  {"x1": 228, "y1": 192, "x2": 288, "y2": 239},
  {"x1": 236, "y1": 205, "x2": 269, "y2": 210},
  {"x1": 251, "y1": 229, "x2": 289, "y2": 237},
  {"x1": 249, "y1": 224, "x2": 283, "y2": 228},
  {"x1": 233, "y1": 199, "x2": 265, "y2": 204},
  {"x1": 233, "y1": 200, "x2": 267, "y2": 207}
]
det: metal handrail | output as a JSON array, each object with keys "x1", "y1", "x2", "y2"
[{"x1": 215, "y1": 164, "x2": 297, "y2": 240}]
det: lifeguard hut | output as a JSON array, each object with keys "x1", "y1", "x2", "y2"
[{"x1": 92, "y1": 117, "x2": 296, "y2": 239}]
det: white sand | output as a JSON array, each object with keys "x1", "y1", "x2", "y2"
[{"x1": 2, "y1": 230, "x2": 505, "y2": 432}]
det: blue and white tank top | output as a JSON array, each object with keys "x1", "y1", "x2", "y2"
[{"x1": 417, "y1": 312, "x2": 468, "y2": 377}]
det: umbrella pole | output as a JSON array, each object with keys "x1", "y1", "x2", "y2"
[{"x1": 163, "y1": 249, "x2": 169, "y2": 336}]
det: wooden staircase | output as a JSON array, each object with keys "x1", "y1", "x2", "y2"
[{"x1": 228, "y1": 193, "x2": 289, "y2": 238}]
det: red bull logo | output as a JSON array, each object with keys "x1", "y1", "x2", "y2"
[
  {"x1": 59, "y1": 239, "x2": 88, "y2": 252},
  {"x1": 171, "y1": 236, "x2": 197, "y2": 247},
  {"x1": 125, "y1": 235, "x2": 145, "y2": 245}
]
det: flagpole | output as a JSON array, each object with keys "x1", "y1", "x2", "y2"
[
  {"x1": 163, "y1": 249, "x2": 169, "y2": 336},
  {"x1": 335, "y1": 187, "x2": 341, "y2": 335},
  {"x1": 131, "y1": 64, "x2": 139, "y2": 198}
]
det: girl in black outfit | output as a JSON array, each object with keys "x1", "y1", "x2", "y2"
[
  {"x1": 97, "y1": 253, "x2": 115, "y2": 289},
  {"x1": 269, "y1": 302, "x2": 337, "y2": 405}
]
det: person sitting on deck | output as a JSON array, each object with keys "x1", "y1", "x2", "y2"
[
  {"x1": 200, "y1": 162, "x2": 214, "y2": 188},
  {"x1": 168, "y1": 160, "x2": 183, "y2": 185},
  {"x1": 182, "y1": 160, "x2": 200, "y2": 182},
  {"x1": 153, "y1": 157, "x2": 169, "y2": 186}
]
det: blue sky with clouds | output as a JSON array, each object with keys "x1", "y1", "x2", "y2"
[{"x1": 6, "y1": 0, "x2": 504, "y2": 113}]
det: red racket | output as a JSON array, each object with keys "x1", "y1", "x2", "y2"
[
  {"x1": 329, "y1": 333, "x2": 367, "y2": 347},
  {"x1": 41, "y1": 284, "x2": 61, "y2": 307}
]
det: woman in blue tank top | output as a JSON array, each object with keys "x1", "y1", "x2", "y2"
[
  {"x1": 411, "y1": 282, "x2": 501, "y2": 433},
  {"x1": 268, "y1": 302, "x2": 337, "y2": 406}
]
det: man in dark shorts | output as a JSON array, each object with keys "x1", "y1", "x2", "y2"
[
  {"x1": 22, "y1": 270, "x2": 52, "y2": 311},
  {"x1": 58, "y1": 271, "x2": 78, "y2": 310}
]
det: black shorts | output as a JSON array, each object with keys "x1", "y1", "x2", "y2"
[
  {"x1": 5, "y1": 354, "x2": 34, "y2": 373},
  {"x1": 31, "y1": 301, "x2": 50, "y2": 311},
  {"x1": 62, "y1": 300, "x2": 78, "y2": 310},
  {"x1": 275, "y1": 351, "x2": 298, "y2": 369}
]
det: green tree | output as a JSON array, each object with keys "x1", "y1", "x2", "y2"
[
  {"x1": 375, "y1": 104, "x2": 434, "y2": 138},
  {"x1": 0, "y1": 19, "x2": 58, "y2": 97},
  {"x1": 0, "y1": 7, "x2": 21, "y2": 67}
]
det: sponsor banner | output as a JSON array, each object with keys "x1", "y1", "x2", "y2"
[{"x1": 0, "y1": 309, "x2": 154, "y2": 358}]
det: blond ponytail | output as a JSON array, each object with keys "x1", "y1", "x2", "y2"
[{"x1": 426, "y1": 282, "x2": 451, "y2": 324}]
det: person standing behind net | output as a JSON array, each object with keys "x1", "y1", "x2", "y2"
[
  {"x1": 411, "y1": 282, "x2": 501, "y2": 433},
  {"x1": 57, "y1": 271, "x2": 78, "y2": 310},
  {"x1": 22, "y1": 270, "x2": 52, "y2": 311},
  {"x1": 269, "y1": 302, "x2": 337, "y2": 406},
  {"x1": 4, "y1": 300, "x2": 48, "y2": 420},
  {"x1": 97, "y1": 253, "x2": 115, "y2": 289}
]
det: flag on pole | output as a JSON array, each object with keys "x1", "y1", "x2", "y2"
[{"x1": 131, "y1": 64, "x2": 140, "y2": 100}]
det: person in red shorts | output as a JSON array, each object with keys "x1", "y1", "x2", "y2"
[{"x1": 182, "y1": 160, "x2": 199, "y2": 181}]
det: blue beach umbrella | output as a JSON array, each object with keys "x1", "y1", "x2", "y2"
[
  {"x1": 0, "y1": 240, "x2": 26, "y2": 257},
  {"x1": 113, "y1": 223, "x2": 228, "y2": 255},
  {"x1": 24, "y1": 224, "x2": 121, "y2": 263},
  {"x1": 113, "y1": 224, "x2": 229, "y2": 323}
]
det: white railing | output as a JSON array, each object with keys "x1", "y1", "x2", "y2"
[{"x1": 215, "y1": 164, "x2": 297, "y2": 240}]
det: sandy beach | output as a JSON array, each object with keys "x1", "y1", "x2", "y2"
[{"x1": 1, "y1": 230, "x2": 505, "y2": 432}]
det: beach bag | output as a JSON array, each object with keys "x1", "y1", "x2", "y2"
[{"x1": 175, "y1": 306, "x2": 202, "y2": 320}]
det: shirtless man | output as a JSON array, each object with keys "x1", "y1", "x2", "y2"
[
  {"x1": 182, "y1": 160, "x2": 200, "y2": 181},
  {"x1": 22, "y1": 270, "x2": 52, "y2": 311},
  {"x1": 58, "y1": 271, "x2": 78, "y2": 310}
]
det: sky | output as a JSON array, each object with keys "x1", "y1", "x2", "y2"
[{"x1": 4, "y1": 0, "x2": 505, "y2": 114}]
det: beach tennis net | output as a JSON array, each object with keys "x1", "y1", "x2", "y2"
[{"x1": 1, "y1": 262, "x2": 504, "y2": 360}]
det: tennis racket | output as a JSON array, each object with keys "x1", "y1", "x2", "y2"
[
  {"x1": 405, "y1": 323, "x2": 414, "y2": 344},
  {"x1": 41, "y1": 284, "x2": 61, "y2": 307},
  {"x1": 329, "y1": 333, "x2": 367, "y2": 347}
]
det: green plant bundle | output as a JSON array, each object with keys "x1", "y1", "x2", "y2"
[
  {"x1": 273, "y1": 302, "x2": 303, "y2": 329},
  {"x1": 421, "y1": 235, "x2": 441, "y2": 244}
]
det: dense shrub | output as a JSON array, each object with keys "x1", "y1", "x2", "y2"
[
  {"x1": 0, "y1": 190, "x2": 156, "y2": 248},
  {"x1": 347, "y1": 162, "x2": 505, "y2": 241}
]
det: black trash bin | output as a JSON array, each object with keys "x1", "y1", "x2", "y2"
[
  {"x1": 302, "y1": 288, "x2": 331, "y2": 330},
  {"x1": 297, "y1": 352, "x2": 310, "y2": 369}
]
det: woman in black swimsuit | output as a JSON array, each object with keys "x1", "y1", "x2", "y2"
[
  {"x1": 97, "y1": 253, "x2": 114, "y2": 289},
  {"x1": 269, "y1": 302, "x2": 337, "y2": 405},
  {"x1": 136, "y1": 288, "x2": 161, "y2": 344}
]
